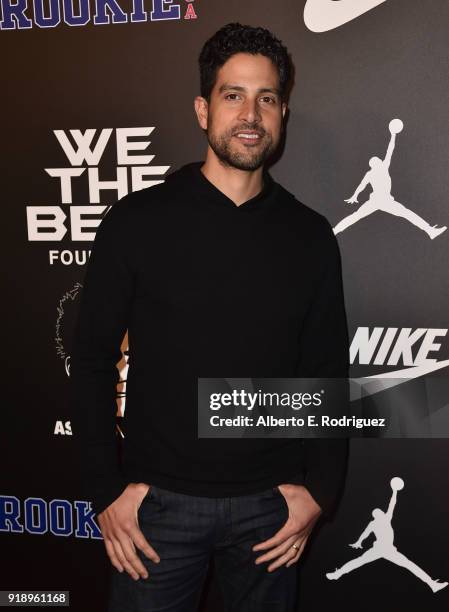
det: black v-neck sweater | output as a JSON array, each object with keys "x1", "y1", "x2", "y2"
[{"x1": 70, "y1": 162, "x2": 349, "y2": 518}]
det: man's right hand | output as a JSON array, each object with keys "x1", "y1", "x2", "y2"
[{"x1": 97, "y1": 483, "x2": 161, "y2": 580}]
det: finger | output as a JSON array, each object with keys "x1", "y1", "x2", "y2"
[
  {"x1": 104, "y1": 536, "x2": 124, "y2": 573},
  {"x1": 286, "y1": 539, "x2": 307, "y2": 568},
  {"x1": 255, "y1": 534, "x2": 300, "y2": 565},
  {"x1": 110, "y1": 536, "x2": 143, "y2": 581},
  {"x1": 118, "y1": 529, "x2": 155, "y2": 579},
  {"x1": 268, "y1": 535, "x2": 309, "y2": 572},
  {"x1": 130, "y1": 523, "x2": 161, "y2": 564},
  {"x1": 267, "y1": 548, "x2": 297, "y2": 573},
  {"x1": 252, "y1": 522, "x2": 299, "y2": 552},
  {"x1": 253, "y1": 518, "x2": 310, "y2": 552}
]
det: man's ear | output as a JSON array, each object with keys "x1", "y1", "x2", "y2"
[{"x1": 194, "y1": 96, "x2": 209, "y2": 130}]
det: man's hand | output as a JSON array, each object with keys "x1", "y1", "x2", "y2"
[
  {"x1": 349, "y1": 541, "x2": 363, "y2": 549},
  {"x1": 344, "y1": 195, "x2": 358, "y2": 204},
  {"x1": 97, "y1": 483, "x2": 160, "y2": 581},
  {"x1": 252, "y1": 484, "x2": 322, "y2": 572}
]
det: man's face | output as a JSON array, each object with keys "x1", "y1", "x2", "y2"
[{"x1": 198, "y1": 52, "x2": 287, "y2": 171}]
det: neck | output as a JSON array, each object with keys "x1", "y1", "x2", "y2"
[{"x1": 200, "y1": 147, "x2": 264, "y2": 206}]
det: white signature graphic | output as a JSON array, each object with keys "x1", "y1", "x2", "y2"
[
  {"x1": 333, "y1": 119, "x2": 447, "y2": 240},
  {"x1": 304, "y1": 0, "x2": 388, "y2": 32},
  {"x1": 326, "y1": 477, "x2": 448, "y2": 593}
]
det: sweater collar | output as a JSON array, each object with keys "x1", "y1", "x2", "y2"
[{"x1": 168, "y1": 161, "x2": 278, "y2": 213}]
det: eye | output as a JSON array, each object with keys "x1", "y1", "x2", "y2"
[
  {"x1": 261, "y1": 96, "x2": 276, "y2": 104},
  {"x1": 225, "y1": 93, "x2": 241, "y2": 100}
]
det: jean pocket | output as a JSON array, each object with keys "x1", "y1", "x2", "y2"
[
  {"x1": 272, "y1": 485, "x2": 289, "y2": 514},
  {"x1": 138, "y1": 485, "x2": 157, "y2": 511},
  {"x1": 144, "y1": 486, "x2": 154, "y2": 502},
  {"x1": 137, "y1": 486, "x2": 161, "y2": 523}
]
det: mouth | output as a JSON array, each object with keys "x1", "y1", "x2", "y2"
[{"x1": 233, "y1": 131, "x2": 263, "y2": 145}]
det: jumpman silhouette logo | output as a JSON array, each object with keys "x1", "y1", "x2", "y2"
[
  {"x1": 333, "y1": 119, "x2": 447, "y2": 239},
  {"x1": 326, "y1": 477, "x2": 448, "y2": 593}
]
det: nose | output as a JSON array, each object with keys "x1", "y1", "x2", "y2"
[{"x1": 237, "y1": 97, "x2": 261, "y2": 124}]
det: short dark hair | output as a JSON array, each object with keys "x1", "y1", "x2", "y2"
[{"x1": 199, "y1": 22, "x2": 292, "y2": 102}]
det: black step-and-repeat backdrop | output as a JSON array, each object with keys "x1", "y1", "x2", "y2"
[{"x1": 2, "y1": 1, "x2": 449, "y2": 610}]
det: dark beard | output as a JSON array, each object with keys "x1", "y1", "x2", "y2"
[{"x1": 207, "y1": 126, "x2": 276, "y2": 171}]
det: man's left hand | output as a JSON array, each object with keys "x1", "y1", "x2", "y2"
[{"x1": 252, "y1": 484, "x2": 322, "y2": 572}]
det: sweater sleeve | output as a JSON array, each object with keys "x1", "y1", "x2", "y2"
[
  {"x1": 296, "y1": 219, "x2": 350, "y2": 518},
  {"x1": 69, "y1": 197, "x2": 136, "y2": 517}
]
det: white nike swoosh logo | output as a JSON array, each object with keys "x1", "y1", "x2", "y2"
[
  {"x1": 351, "y1": 359, "x2": 449, "y2": 398},
  {"x1": 304, "y1": 0, "x2": 388, "y2": 33}
]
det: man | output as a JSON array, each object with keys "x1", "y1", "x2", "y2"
[{"x1": 70, "y1": 22, "x2": 350, "y2": 612}]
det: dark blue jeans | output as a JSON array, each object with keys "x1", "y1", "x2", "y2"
[{"x1": 108, "y1": 485, "x2": 298, "y2": 611}]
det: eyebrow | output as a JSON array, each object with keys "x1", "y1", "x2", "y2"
[{"x1": 218, "y1": 83, "x2": 281, "y2": 97}]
